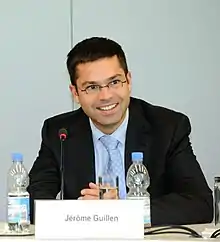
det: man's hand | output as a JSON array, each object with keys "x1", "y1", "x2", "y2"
[
  {"x1": 78, "y1": 182, "x2": 99, "y2": 200},
  {"x1": 78, "y1": 182, "x2": 118, "y2": 200}
]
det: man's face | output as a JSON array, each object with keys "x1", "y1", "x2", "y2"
[{"x1": 69, "y1": 56, "x2": 131, "y2": 133}]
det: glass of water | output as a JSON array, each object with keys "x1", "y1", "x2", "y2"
[{"x1": 98, "y1": 173, "x2": 119, "y2": 199}]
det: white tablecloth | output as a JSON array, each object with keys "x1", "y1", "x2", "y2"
[{"x1": 0, "y1": 221, "x2": 219, "y2": 241}]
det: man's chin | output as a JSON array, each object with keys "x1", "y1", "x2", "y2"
[
  {"x1": 98, "y1": 120, "x2": 120, "y2": 127},
  {"x1": 93, "y1": 118, "x2": 122, "y2": 130}
]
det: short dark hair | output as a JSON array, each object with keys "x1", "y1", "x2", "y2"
[{"x1": 66, "y1": 37, "x2": 128, "y2": 86}]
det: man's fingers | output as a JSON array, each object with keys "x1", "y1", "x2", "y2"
[
  {"x1": 78, "y1": 195, "x2": 98, "y2": 200},
  {"x1": 81, "y1": 188, "x2": 99, "y2": 196},
  {"x1": 89, "y1": 182, "x2": 99, "y2": 189},
  {"x1": 103, "y1": 189, "x2": 118, "y2": 199}
]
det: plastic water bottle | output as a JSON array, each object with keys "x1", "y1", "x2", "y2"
[
  {"x1": 6, "y1": 153, "x2": 30, "y2": 233},
  {"x1": 126, "y1": 152, "x2": 151, "y2": 227}
]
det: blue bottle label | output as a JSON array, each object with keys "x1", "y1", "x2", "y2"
[
  {"x1": 126, "y1": 196, "x2": 151, "y2": 226},
  {"x1": 7, "y1": 196, "x2": 30, "y2": 224},
  {"x1": 143, "y1": 198, "x2": 151, "y2": 226}
]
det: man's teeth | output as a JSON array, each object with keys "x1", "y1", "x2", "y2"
[{"x1": 99, "y1": 104, "x2": 117, "y2": 111}]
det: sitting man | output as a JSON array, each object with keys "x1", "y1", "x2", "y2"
[{"x1": 27, "y1": 37, "x2": 213, "y2": 226}]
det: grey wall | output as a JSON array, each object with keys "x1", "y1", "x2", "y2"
[
  {"x1": 0, "y1": 0, "x2": 219, "y2": 220},
  {"x1": 0, "y1": 1, "x2": 72, "y2": 220}
]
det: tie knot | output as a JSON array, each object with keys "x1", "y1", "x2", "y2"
[{"x1": 99, "y1": 135, "x2": 119, "y2": 150}]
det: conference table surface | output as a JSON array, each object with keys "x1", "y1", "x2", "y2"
[
  {"x1": 0, "y1": 221, "x2": 220, "y2": 241},
  {"x1": 144, "y1": 223, "x2": 220, "y2": 241}
]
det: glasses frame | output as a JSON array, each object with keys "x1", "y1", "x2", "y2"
[{"x1": 79, "y1": 79, "x2": 127, "y2": 95}]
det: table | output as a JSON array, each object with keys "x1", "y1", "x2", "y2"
[
  {"x1": 0, "y1": 221, "x2": 219, "y2": 241},
  {"x1": 144, "y1": 223, "x2": 220, "y2": 241}
]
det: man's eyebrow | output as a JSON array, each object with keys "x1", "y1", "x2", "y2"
[
  {"x1": 81, "y1": 81, "x2": 98, "y2": 88},
  {"x1": 81, "y1": 74, "x2": 123, "y2": 87}
]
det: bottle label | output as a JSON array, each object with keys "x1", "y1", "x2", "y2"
[
  {"x1": 143, "y1": 197, "x2": 151, "y2": 226},
  {"x1": 126, "y1": 196, "x2": 151, "y2": 226},
  {"x1": 7, "y1": 196, "x2": 30, "y2": 224}
]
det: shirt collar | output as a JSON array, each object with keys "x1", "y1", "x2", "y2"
[{"x1": 89, "y1": 109, "x2": 129, "y2": 145}]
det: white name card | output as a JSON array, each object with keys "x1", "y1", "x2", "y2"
[{"x1": 34, "y1": 199, "x2": 144, "y2": 240}]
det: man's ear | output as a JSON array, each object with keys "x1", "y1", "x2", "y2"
[
  {"x1": 69, "y1": 84, "x2": 79, "y2": 104},
  {"x1": 126, "y1": 71, "x2": 132, "y2": 92}
]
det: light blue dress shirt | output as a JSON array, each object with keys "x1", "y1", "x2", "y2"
[{"x1": 89, "y1": 109, "x2": 129, "y2": 196}]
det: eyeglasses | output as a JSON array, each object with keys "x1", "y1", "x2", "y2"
[{"x1": 79, "y1": 79, "x2": 127, "y2": 95}]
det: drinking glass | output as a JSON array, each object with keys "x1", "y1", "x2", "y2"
[{"x1": 98, "y1": 173, "x2": 119, "y2": 199}]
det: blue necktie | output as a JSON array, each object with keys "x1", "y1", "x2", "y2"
[{"x1": 99, "y1": 135, "x2": 126, "y2": 199}]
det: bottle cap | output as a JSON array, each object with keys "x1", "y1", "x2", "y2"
[
  {"x1": 12, "y1": 153, "x2": 23, "y2": 162},
  {"x1": 131, "y1": 152, "x2": 143, "y2": 162}
]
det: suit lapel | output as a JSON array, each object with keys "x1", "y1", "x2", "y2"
[
  {"x1": 125, "y1": 99, "x2": 153, "y2": 191},
  {"x1": 64, "y1": 99, "x2": 153, "y2": 194},
  {"x1": 66, "y1": 110, "x2": 95, "y2": 190}
]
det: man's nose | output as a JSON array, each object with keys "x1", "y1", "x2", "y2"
[{"x1": 98, "y1": 86, "x2": 113, "y2": 100}]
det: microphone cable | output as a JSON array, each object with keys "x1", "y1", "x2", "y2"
[
  {"x1": 144, "y1": 225, "x2": 203, "y2": 238},
  {"x1": 210, "y1": 228, "x2": 220, "y2": 238}
]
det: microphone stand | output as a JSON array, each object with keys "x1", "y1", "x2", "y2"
[
  {"x1": 60, "y1": 137, "x2": 65, "y2": 200},
  {"x1": 59, "y1": 128, "x2": 67, "y2": 200}
]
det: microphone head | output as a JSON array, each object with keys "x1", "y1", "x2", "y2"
[{"x1": 59, "y1": 128, "x2": 68, "y2": 141}]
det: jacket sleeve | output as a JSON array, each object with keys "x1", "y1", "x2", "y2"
[
  {"x1": 151, "y1": 114, "x2": 213, "y2": 226},
  {"x1": 27, "y1": 120, "x2": 60, "y2": 224}
]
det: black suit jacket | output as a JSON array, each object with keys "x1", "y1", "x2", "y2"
[{"x1": 27, "y1": 97, "x2": 213, "y2": 226}]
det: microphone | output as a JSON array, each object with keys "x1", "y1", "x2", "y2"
[
  {"x1": 58, "y1": 128, "x2": 68, "y2": 200},
  {"x1": 59, "y1": 128, "x2": 68, "y2": 141}
]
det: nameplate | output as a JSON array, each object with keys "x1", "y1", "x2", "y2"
[{"x1": 34, "y1": 199, "x2": 144, "y2": 240}]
